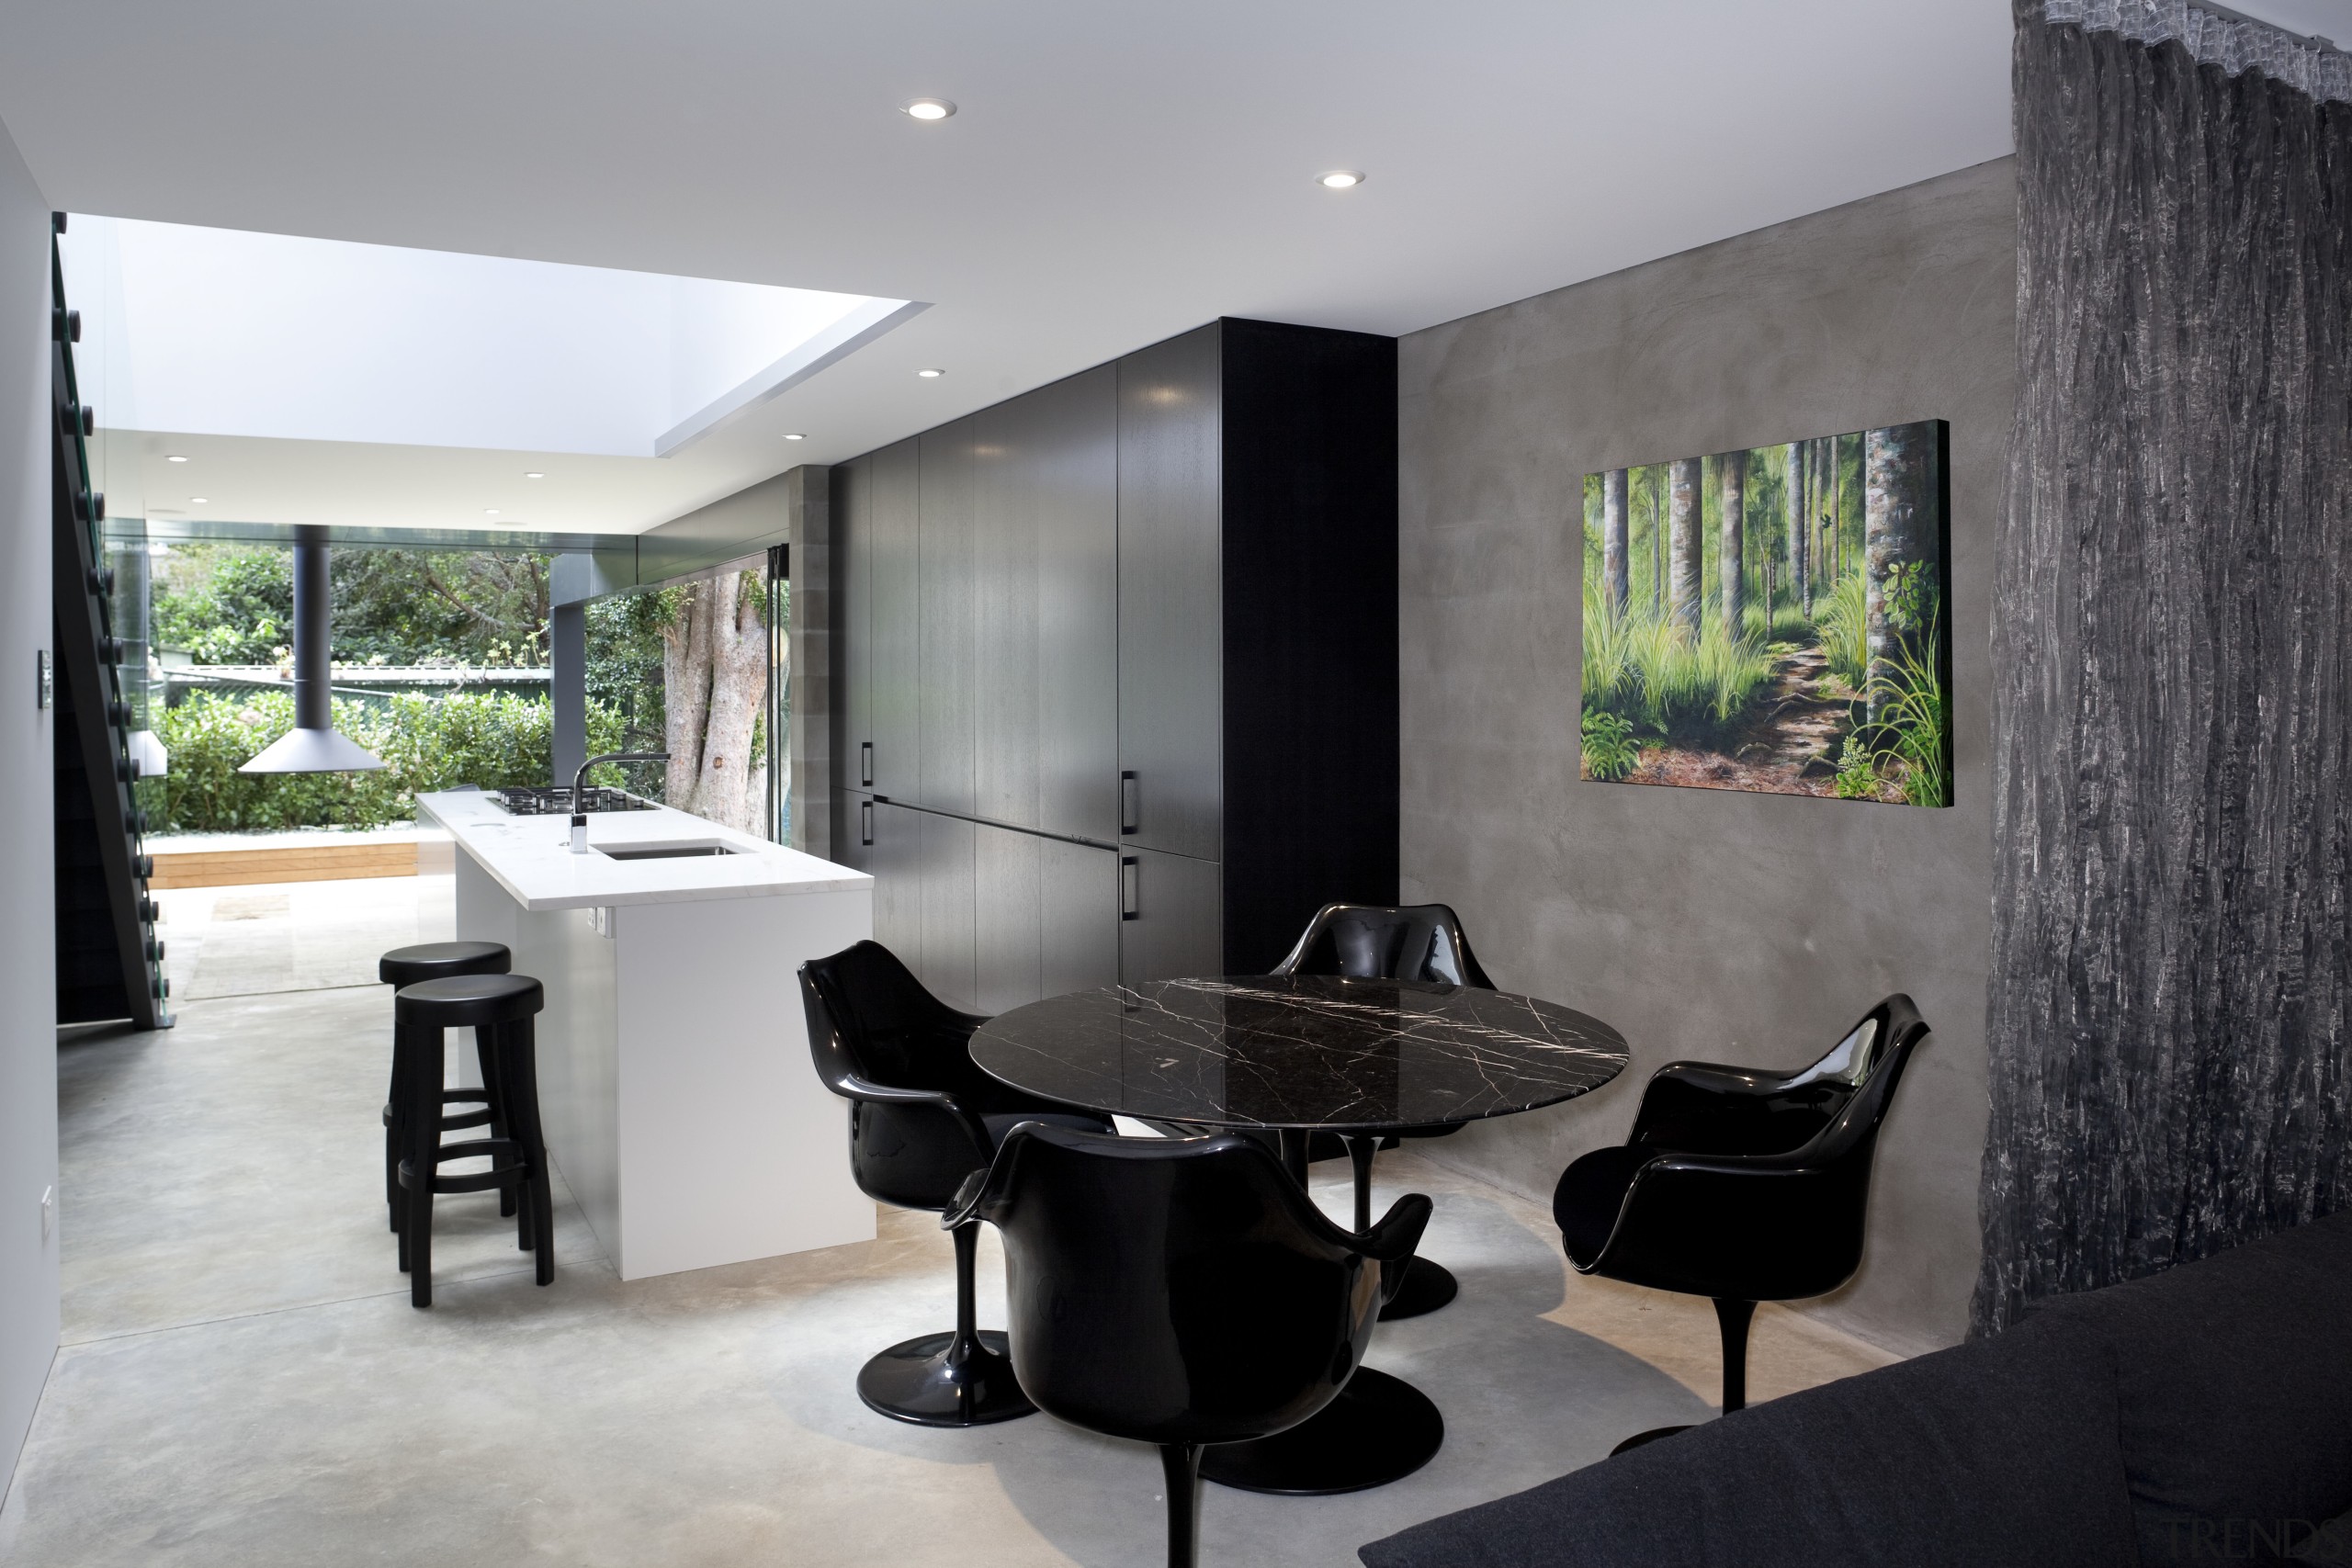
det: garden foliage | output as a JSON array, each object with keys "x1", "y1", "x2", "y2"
[{"x1": 155, "y1": 690, "x2": 622, "y2": 831}]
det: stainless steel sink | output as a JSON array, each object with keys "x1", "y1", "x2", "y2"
[{"x1": 595, "y1": 842, "x2": 741, "y2": 862}]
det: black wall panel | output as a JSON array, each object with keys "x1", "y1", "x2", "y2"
[{"x1": 1218, "y1": 320, "x2": 1401, "y2": 969}]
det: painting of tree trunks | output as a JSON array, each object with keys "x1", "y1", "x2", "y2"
[{"x1": 1578, "y1": 421, "x2": 1951, "y2": 806}]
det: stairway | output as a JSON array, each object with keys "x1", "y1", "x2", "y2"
[{"x1": 51, "y1": 211, "x2": 169, "y2": 1029}]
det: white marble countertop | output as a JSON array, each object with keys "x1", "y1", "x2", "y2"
[{"x1": 415, "y1": 787, "x2": 870, "y2": 911}]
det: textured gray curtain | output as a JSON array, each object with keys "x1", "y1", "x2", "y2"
[{"x1": 1976, "y1": 1, "x2": 2352, "y2": 1335}]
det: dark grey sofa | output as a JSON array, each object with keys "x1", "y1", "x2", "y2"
[{"x1": 1360, "y1": 1210, "x2": 2352, "y2": 1568}]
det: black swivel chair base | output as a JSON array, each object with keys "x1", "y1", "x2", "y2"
[
  {"x1": 1199, "y1": 1369, "x2": 1443, "y2": 1495},
  {"x1": 858, "y1": 1222, "x2": 1035, "y2": 1427},
  {"x1": 858, "y1": 1331, "x2": 1033, "y2": 1427},
  {"x1": 1609, "y1": 1297, "x2": 1756, "y2": 1457},
  {"x1": 1382, "y1": 1257, "x2": 1459, "y2": 1319},
  {"x1": 1341, "y1": 1136, "x2": 1459, "y2": 1323}
]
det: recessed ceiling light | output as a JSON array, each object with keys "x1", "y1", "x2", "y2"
[
  {"x1": 1317, "y1": 170, "x2": 1365, "y2": 189},
  {"x1": 524, "y1": 471, "x2": 545, "y2": 479},
  {"x1": 190, "y1": 497, "x2": 209, "y2": 504},
  {"x1": 484, "y1": 509, "x2": 501, "y2": 516},
  {"x1": 165, "y1": 454, "x2": 188, "y2": 463},
  {"x1": 916, "y1": 367, "x2": 945, "y2": 378},
  {"x1": 902, "y1": 97, "x2": 956, "y2": 121},
  {"x1": 782, "y1": 433, "x2": 806, "y2": 441}
]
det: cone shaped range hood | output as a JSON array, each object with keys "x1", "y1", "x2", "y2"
[{"x1": 239, "y1": 525, "x2": 386, "y2": 774}]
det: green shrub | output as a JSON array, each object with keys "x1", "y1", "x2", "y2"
[
  {"x1": 155, "y1": 690, "x2": 626, "y2": 832},
  {"x1": 1579, "y1": 710, "x2": 1640, "y2": 782},
  {"x1": 1833, "y1": 732, "x2": 1880, "y2": 799}
]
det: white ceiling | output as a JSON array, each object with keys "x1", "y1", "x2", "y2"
[{"x1": 2, "y1": 1, "x2": 2054, "y2": 533}]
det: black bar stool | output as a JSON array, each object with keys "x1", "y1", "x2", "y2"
[
  {"x1": 379, "y1": 942, "x2": 513, "y2": 1235},
  {"x1": 394, "y1": 973, "x2": 554, "y2": 1308}
]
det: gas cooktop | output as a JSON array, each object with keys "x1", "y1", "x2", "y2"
[{"x1": 492, "y1": 785, "x2": 657, "y2": 817}]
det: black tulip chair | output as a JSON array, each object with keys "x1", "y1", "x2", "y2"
[
  {"x1": 1551, "y1": 993, "x2": 1930, "y2": 1453},
  {"x1": 1270, "y1": 901, "x2": 1494, "y2": 1319},
  {"x1": 799, "y1": 940, "x2": 1113, "y2": 1427},
  {"x1": 945, "y1": 1121, "x2": 1432, "y2": 1568}
]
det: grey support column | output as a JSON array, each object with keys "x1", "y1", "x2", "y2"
[
  {"x1": 548, "y1": 554, "x2": 593, "y2": 790},
  {"x1": 782, "y1": 466, "x2": 831, "y2": 859}
]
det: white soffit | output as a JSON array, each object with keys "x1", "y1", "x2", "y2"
[{"x1": 57, "y1": 217, "x2": 912, "y2": 457}]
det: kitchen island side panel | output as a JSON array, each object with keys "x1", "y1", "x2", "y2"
[
  {"x1": 610, "y1": 889, "x2": 875, "y2": 1279},
  {"x1": 514, "y1": 902, "x2": 621, "y2": 1268}
]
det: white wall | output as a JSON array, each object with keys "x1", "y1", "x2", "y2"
[
  {"x1": 0, "y1": 118, "x2": 59, "y2": 1501},
  {"x1": 56, "y1": 217, "x2": 881, "y2": 457}
]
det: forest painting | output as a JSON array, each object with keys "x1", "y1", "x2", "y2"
[{"x1": 1577, "y1": 421, "x2": 1951, "y2": 807}]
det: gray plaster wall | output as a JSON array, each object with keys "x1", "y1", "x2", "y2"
[
  {"x1": 1396, "y1": 158, "x2": 2016, "y2": 1355},
  {"x1": 0, "y1": 121, "x2": 58, "y2": 1496}
]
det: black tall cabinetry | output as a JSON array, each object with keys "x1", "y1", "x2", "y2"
[{"x1": 831, "y1": 319, "x2": 1396, "y2": 1015}]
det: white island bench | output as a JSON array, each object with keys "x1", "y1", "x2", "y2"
[{"x1": 415, "y1": 788, "x2": 875, "y2": 1280}]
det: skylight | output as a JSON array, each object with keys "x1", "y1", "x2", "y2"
[{"x1": 58, "y1": 217, "x2": 918, "y2": 457}]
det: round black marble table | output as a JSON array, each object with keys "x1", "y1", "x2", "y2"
[{"x1": 969, "y1": 973, "x2": 1629, "y2": 1496}]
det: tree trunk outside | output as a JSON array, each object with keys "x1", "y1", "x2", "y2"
[
  {"x1": 1864, "y1": 423, "x2": 1931, "y2": 725},
  {"x1": 660, "y1": 583, "x2": 714, "y2": 807},
  {"x1": 1717, "y1": 450, "x2": 1745, "y2": 638},
  {"x1": 1668, "y1": 457, "x2": 1702, "y2": 637},
  {"x1": 1602, "y1": 468, "x2": 1630, "y2": 617},
  {"x1": 653, "y1": 572, "x2": 775, "y2": 832},
  {"x1": 692, "y1": 571, "x2": 769, "y2": 833}
]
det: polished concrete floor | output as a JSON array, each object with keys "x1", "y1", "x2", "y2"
[{"x1": 5, "y1": 876, "x2": 1894, "y2": 1567}]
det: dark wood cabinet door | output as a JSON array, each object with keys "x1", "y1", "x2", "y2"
[
  {"x1": 1117, "y1": 846, "x2": 1222, "y2": 987},
  {"x1": 1117, "y1": 325, "x2": 1223, "y2": 863},
  {"x1": 868, "y1": 439, "x2": 922, "y2": 800},
  {"x1": 833, "y1": 790, "x2": 874, "y2": 877},
  {"x1": 918, "y1": 807, "x2": 978, "y2": 1013},
  {"x1": 973, "y1": 820, "x2": 1042, "y2": 1015},
  {"x1": 869, "y1": 799, "x2": 921, "y2": 965},
  {"x1": 1035, "y1": 367, "x2": 1119, "y2": 843},
  {"x1": 976, "y1": 821, "x2": 1117, "y2": 1014},
  {"x1": 1040, "y1": 835, "x2": 1119, "y2": 998},
  {"x1": 976, "y1": 367, "x2": 1117, "y2": 843},
  {"x1": 973, "y1": 398, "x2": 1039, "y2": 832},
  {"x1": 831, "y1": 458, "x2": 872, "y2": 797},
  {"x1": 920, "y1": 419, "x2": 978, "y2": 818}
]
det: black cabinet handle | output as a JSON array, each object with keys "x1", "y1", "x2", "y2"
[
  {"x1": 860, "y1": 741, "x2": 874, "y2": 787},
  {"x1": 1121, "y1": 856, "x2": 1139, "y2": 921},
  {"x1": 861, "y1": 799, "x2": 874, "y2": 846},
  {"x1": 1121, "y1": 771, "x2": 1139, "y2": 835}
]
